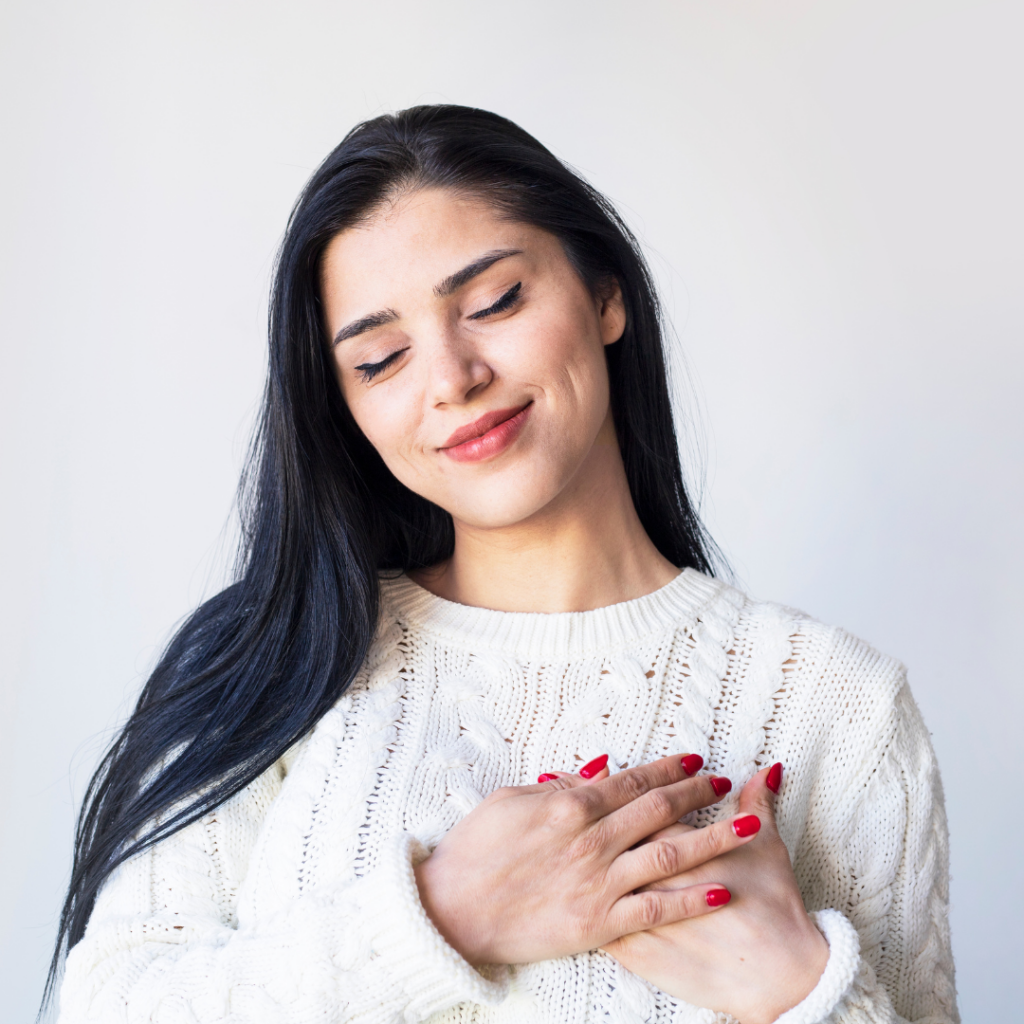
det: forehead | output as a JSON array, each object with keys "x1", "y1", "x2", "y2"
[{"x1": 320, "y1": 188, "x2": 554, "y2": 309}]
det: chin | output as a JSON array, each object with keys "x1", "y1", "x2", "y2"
[{"x1": 437, "y1": 481, "x2": 562, "y2": 531}]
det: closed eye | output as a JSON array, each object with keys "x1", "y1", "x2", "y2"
[
  {"x1": 468, "y1": 282, "x2": 522, "y2": 320},
  {"x1": 355, "y1": 347, "x2": 408, "y2": 382}
]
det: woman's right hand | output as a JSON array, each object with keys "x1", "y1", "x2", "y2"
[{"x1": 413, "y1": 754, "x2": 759, "y2": 966}]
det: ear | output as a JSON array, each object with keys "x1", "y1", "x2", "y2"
[{"x1": 597, "y1": 278, "x2": 626, "y2": 347}]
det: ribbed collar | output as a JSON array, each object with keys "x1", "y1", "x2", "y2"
[{"x1": 380, "y1": 567, "x2": 722, "y2": 660}]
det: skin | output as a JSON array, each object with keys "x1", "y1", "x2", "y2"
[
  {"x1": 320, "y1": 186, "x2": 676, "y2": 612},
  {"x1": 320, "y1": 187, "x2": 829, "y2": 1022},
  {"x1": 563, "y1": 763, "x2": 830, "y2": 1023}
]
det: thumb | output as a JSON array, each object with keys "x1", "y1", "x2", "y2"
[{"x1": 736, "y1": 761, "x2": 784, "y2": 831}]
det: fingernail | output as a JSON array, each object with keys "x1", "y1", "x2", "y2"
[
  {"x1": 706, "y1": 888, "x2": 732, "y2": 907},
  {"x1": 680, "y1": 754, "x2": 704, "y2": 776},
  {"x1": 733, "y1": 814, "x2": 761, "y2": 838},
  {"x1": 538, "y1": 773, "x2": 558, "y2": 783},
  {"x1": 766, "y1": 762, "x2": 783, "y2": 794},
  {"x1": 579, "y1": 754, "x2": 609, "y2": 779},
  {"x1": 710, "y1": 776, "x2": 732, "y2": 797}
]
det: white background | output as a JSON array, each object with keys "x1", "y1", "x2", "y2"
[{"x1": 2, "y1": 1, "x2": 1021, "y2": 1019}]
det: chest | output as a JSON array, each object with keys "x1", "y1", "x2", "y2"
[{"x1": 242, "y1": 597, "x2": 806, "y2": 923}]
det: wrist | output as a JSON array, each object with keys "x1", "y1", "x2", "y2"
[
  {"x1": 768, "y1": 910, "x2": 862, "y2": 1024},
  {"x1": 754, "y1": 914, "x2": 830, "y2": 1024},
  {"x1": 413, "y1": 854, "x2": 492, "y2": 967},
  {"x1": 357, "y1": 833, "x2": 510, "y2": 1014}
]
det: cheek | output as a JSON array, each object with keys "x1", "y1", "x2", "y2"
[
  {"x1": 508, "y1": 305, "x2": 609, "y2": 414},
  {"x1": 543, "y1": 338, "x2": 612, "y2": 449},
  {"x1": 342, "y1": 379, "x2": 426, "y2": 484}
]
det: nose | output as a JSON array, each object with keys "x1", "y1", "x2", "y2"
[{"x1": 427, "y1": 332, "x2": 493, "y2": 407}]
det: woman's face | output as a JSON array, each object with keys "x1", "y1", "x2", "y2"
[{"x1": 320, "y1": 188, "x2": 626, "y2": 530}]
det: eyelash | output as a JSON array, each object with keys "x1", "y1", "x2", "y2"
[
  {"x1": 355, "y1": 347, "x2": 408, "y2": 382},
  {"x1": 353, "y1": 283, "x2": 522, "y2": 383},
  {"x1": 468, "y1": 281, "x2": 522, "y2": 320}
]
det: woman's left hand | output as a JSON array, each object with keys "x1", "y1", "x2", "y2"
[{"x1": 601, "y1": 765, "x2": 829, "y2": 1024}]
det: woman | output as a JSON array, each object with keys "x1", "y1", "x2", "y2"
[{"x1": 51, "y1": 105, "x2": 957, "y2": 1024}]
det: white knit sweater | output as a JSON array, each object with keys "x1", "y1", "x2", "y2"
[{"x1": 58, "y1": 569, "x2": 958, "y2": 1024}]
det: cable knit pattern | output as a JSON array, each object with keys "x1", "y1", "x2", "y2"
[{"x1": 57, "y1": 569, "x2": 958, "y2": 1024}]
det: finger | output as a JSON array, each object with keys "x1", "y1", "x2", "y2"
[
  {"x1": 643, "y1": 821, "x2": 695, "y2": 843},
  {"x1": 528, "y1": 772, "x2": 586, "y2": 793},
  {"x1": 570, "y1": 754, "x2": 707, "y2": 821},
  {"x1": 536, "y1": 754, "x2": 616, "y2": 785},
  {"x1": 534, "y1": 765, "x2": 609, "y2": 786},
  {"x1": 736, "y1": 762, "x2": 783, "y2": 832},
  {"x1": 579, "y1": 753, "x2": 610, "y2": 779},
  {"x1": 604, "y1": 881, "x2": 733, "y2": 940},
  {"x1": 576, "y1": 750, "x2": 697, "y2": 787},
  {"x1": 597, "y1": 773, "x2": 731, "y2": 852},
  {"x1": 610, "y1": 812, "x2": 761, "y2": 892}
]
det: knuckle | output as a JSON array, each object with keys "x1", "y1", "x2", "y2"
[
  {"x1": 573, "y1": 788, "x2": 601, "y2": 817},
  {"x1": 550, "y1": 792, "x2": 589, "y2": 829},
  {"x1": 632, "y1": 892, "x2": 665, "y2": 930},
  {"x1": 649, "y1": 839, "x2": 681, "y2": 877},
  {"x1": 705, "y1": 822, "x2": 733, "y2": 856},
  {"x1": 616, "y1": 771, "x2": 650, "y2": 803},
  {"x1": 687, "y1": 822, "x2": 726, "y2": 862},
  {"x1": 545, "y1": 776, "x2": 577, "y2": 792},
  {"x1": 545, "y1": 803, "x2": 573, "y2": 829},
  {"x1": 678, "y1": 887, "x2": 706, "y2": 919},
  {"x1": 568, "y1": 826, "x2": 605, "y2": 862},
  {"x1": 643, "y1": 788, "x2": 676, "y2": 822}
]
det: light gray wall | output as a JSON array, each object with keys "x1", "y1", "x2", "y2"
[{"x1": 2, "y1": 2, "x2": 1021, "y2": 1019}]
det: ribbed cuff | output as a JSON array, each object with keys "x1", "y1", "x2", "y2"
[
  {"x1": 772, "y1": 910, "x2": 861, "y2": 1024},
  {"x1": 358, "y1": 832, "x2": 509, "y2": 1020}
]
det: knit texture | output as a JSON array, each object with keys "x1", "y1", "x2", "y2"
[{"x1": 58, "y1": 569, "x2": 958, "y2": 1023}]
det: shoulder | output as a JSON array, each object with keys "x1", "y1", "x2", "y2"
[
  {"x1": 723, "y1": 582, "x2": 907, "y2": 712},
  {"x1": 710, "y1": 580, "x2": 924, "y2": 779},
  {"x1": 705, "y1": 585, "x2": 943, "y2": 860}
]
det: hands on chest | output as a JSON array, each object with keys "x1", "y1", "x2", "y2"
[
  {"x1": 599, "y1": 763, "x2": 829, "y2": 1023},
  {"x1": 414, "y1": 754, "x2": 829, "y2": 1023}
]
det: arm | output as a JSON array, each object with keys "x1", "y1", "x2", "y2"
[
  {"x1": 789, "y1": 682, "x2": 958, "y2": 1023},
  {"x1": 598, "y1": 684, "x2": 958, "y2": 1024},
  {"x1": 58, "y1": 752, "x2": 746, "y2": 1023},
  {"x1": 57, "y1": 770, "x2": 507, "y2": 1024}
]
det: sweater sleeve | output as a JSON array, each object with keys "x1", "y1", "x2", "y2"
[
  {"x1": 56, "y1": 768, "x2": 508, "y2": 1024},
  {"x1": 773, "y1": 680, "x2": 958, "y2": 1024}
]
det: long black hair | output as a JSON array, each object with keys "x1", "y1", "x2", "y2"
[{"x1": 46, "y1": 104, "x2": 718, "y2": 1002}]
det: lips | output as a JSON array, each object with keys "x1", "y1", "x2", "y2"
[{"x1": 440, "y1": 402, "x2": 532, "y2": 463}]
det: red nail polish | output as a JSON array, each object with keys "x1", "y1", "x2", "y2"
[
  {"x1": 538, "y1": 773, "x2": 558, "y2": 783},
  {"x1": 710, "y1": 776, "x2": 732, "y2": 797},
  {"x1": 766, "y1": 762, "x2": 783, "y2": 794},
  {"x1": 732, "y1": 814, "x2": 761, "y2": 838},
  {"x1": 680, "y1": 754, "x2": 704, "y2": 776},
  {"x1": 706, "y1": 888, "x2": 732, "y2": 907},
  {"x1": 579, "y1": 754, "x2": 609, "y2": 779}
]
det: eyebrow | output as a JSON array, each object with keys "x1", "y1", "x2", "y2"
[
  {"x1": 332, "y1": 308, "x2": 399, "y2": 347},
  {"x1": 331, "y1": 248, "x2": 523, "y2": 348},
  {"x1": 433, "y1": 248, "x2": 523, "y2": 298}
]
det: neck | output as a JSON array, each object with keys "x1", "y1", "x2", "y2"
[{"x1": 411, "y1": 416, "x2": 679, "y2": 613}]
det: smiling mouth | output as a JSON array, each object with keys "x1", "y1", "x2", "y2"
[{"x1": 439, "y1": 402, "x2": 533, "y2": 463}]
